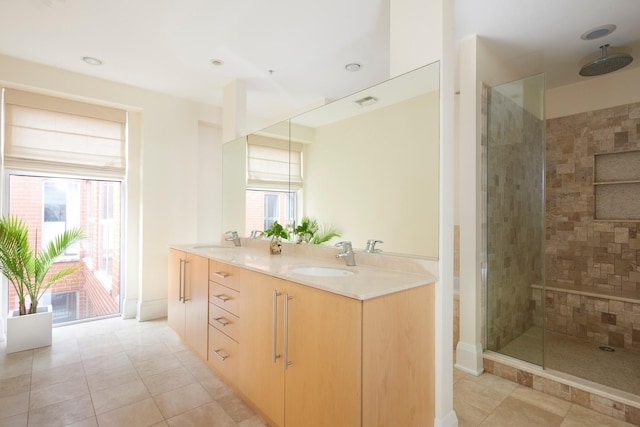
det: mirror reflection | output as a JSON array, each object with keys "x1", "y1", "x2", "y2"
[{"x1": 222, "y1": 62, "x2": 440, "y2": 258}]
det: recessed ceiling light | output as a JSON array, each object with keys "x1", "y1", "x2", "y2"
[
  {"x1": 82, "y1": 56, "x2": 102, "y2": 66},
  {"x1": 581, "y1": 24, "x2": 616, "y2": 40},
  {"x1": 345, "y1": 63, "x2": 361, "y2": 72},
  {"x1": 211, "y1": 59, "x2": 224, "y2": 66}
]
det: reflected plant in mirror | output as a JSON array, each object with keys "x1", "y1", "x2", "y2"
[{"x1": 293, "y1": 216, "x2": 341, "y2": 245}]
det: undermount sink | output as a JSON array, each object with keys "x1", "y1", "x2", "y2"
[
  {"x1": 290, "y1": 266, "x2": 354, "y2": 277},
  {"x1": 192, "y1": 244, "x2": 229, "y2": 250}
]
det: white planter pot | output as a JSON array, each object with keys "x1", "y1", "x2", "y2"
[{"x1": 6, "y1": 305, "x2": 53, "y2": 353}]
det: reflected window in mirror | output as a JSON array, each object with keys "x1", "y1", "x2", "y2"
[{"x1": 245, "y1": 134, "x2": 302, "y2": 233}]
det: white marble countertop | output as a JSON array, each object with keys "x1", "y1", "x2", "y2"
[{"x1": 171, "y1": 240, "x2": 437, "y2": 301}]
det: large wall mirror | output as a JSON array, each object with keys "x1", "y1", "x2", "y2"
[{"x1": 222, "y1": 61, "x2": 440, "y2": 258}]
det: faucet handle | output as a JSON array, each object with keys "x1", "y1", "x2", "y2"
[
  {"x1": 225, "y1": 230, "x2": 238, "y2": 237},
  {"x1": 365, "y1": 239, "x2": 383, "y2": 253},
  {"x1": 335, "y1": 241, "x2": 353, "y2": 251}
]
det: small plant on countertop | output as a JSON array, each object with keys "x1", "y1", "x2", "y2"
[{"x1": 262, "y1": 220, "x2": 291, "y2": 255}]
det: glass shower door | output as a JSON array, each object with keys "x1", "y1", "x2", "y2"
[{"x1": 485, "y1": 73, "x2": 545, "y2": 365}]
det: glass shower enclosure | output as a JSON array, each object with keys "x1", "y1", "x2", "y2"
[{"x1": 485, "y1": 73, "x2": 546, "y2": 365}]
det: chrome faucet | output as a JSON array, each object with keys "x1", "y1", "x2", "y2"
[
  {"x1": 249, "y1": 230, "x2": 263, "y2": 239},
  {"x1": 224, "y1": 230, "x2": 241, "y2": 247},
  {"x1": 364, "y1": 239, "x2": 383, "y2": 253},
  {"x1": 335, "y1": 241, "x2": 356, "y2": 266}
]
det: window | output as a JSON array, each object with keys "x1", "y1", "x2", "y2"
[{"x1": 3, "y1": 88, "x2": 126, "y2": 323}]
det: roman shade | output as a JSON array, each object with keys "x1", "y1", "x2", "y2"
[
  {"x1": 3, "y1": 88, "x2": 127, "y2": 179},
  {"x1": 247, "y1": 134, "x2": 303, "y2": 189}
]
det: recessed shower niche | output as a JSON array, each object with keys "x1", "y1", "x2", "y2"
[{"x1": 594, "y1": 149, "x2": 640, "y2": 220}]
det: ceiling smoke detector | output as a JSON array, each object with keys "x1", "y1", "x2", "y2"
[
  {"x1": 354, "y1": 96, "x2": 377, "y2": 107},
  {"x1": 82, "y1": 56, "x2": 102, "y2": 66},
  {"x1": 345, "y1": 63, "x2": 361, "y2": 72}
]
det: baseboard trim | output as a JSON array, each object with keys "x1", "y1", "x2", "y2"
[
  {"x1": 455, "y1": 341, "x2": 484, "y2": 376},
  {"x1": 137, "y1": 298, "x2": 167, "y2": 321},
  {"x1": 433, "y1": 409, "x2": 459, "y2": 427},
  {"x1": 121, "y1": 298, "x2": 138, "y2": 319}
]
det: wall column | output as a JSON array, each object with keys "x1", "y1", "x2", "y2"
[
  {"x1": 222, "y1": 79, "x2": 246, "y2": 143},
  {"x1": 390, "y1": 0, "x2": 457, "y2": 426}
]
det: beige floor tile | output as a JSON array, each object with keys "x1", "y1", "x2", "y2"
[
  {"x1": 0, "y1": 391, "x2": 29, "y2": 419},
  {"x1": 85, "y1": 363, "x2": 140, "y2": 393},
  {"x1": 0, "y1": 373, "x2": 31, "y2": 398},
  {"x1": 479, "y1": 396, "x2": 564, "y2": 427},
  {"x1": 29, "y1": 376, "x2": 89, "y2": 410},
  {"x1": 454, "y1": 396, "x2": 491, "y2": 427},
  {"x1": 509, "y1": 385, "x2": 572, "y2": 417},
  {"x1": 153, "y1": 382, "x2": 213, "y2": 419},
  {"x1": 81, "y1": 351, "x2": 131, "y2": 376},
  {"x1": 454, "y1": 374, "x2": 516, "y2": 414},
  {"x1": 64, "y1": 416, "x2": 98, "y2": 427},
  {"x1": 217, "y1": 394, "x2": 257, "y2": 423},
  {"x1": 96, "y1": 397, "x2": 164, "y2": 427},
  {"x1": 91, "y1": 378, "x2": 150, "y2": 415},
  {"x1": 197, "y1": 373, "x2": 235, "y2": 400},
  {"x1": 0, "y1": 411, "x2": 27, "y2": 427},
  {"x1": 0, "y1": 354, "x2": 33, "y2": 380},
  {"x1": 238, "y1": 415, "x2": 268, "y2": 427},
  {"x1": 166, "y1": 401, "x2": 236, "y2": 427},
  {"x1": 132, "y1": 353, "x2": 183, "y2": 379},
  {"x1": 125, "y1": 343, "x2": 174, "y2": 363},
  {"x1": 30, "y1": 361, "x2": 85, "y2": 390},
  {"x1": 560, "y1": 405, "x2": 636, "y2": 427},
  {"x1": 142, "y1": 365, "x2": 197, "y2": 396},
  {"x1": 27, "y1": 395, "x2": 95, "y2": 427},
  {"x1": 31, "y1": 348, "x2": 81, "y2": 372}
]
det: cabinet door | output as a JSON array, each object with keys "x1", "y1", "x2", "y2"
[
  {"x1": 284, "y1": 281, "x2": 362, "y2": 427},
  {"x1": 167, "y1": 249, "x2": 186, "y2": 337},
  {"x1": 184, "y1": 253, "x2": 209, "y2": 359},
  {"x1": 238, "y1": 270, "x2": 285, "y2": 427}
]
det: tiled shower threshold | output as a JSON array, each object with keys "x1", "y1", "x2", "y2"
[{"x1": 483, "y1": 351, "x2": 640, "y2": 425}]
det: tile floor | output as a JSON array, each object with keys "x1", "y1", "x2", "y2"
[
  {"x1": 0, "y1": 317, "x2": 266, "y2": 427},
  {"x1": 453, "y1": 368, "x2": 636, "y2": 426},
  {"x1": 1, "y1": 316, "x2": 635, "y2": 427}
]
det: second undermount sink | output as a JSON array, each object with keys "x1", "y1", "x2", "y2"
[
  {"x1": 192, "y1": 244, "x2": 230, "y2": 250},
  {"x1": 290, "y1": 266, "x2": 354, "y2": 277}
]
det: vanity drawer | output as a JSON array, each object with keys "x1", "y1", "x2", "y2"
[
  {"x1": 209, "y1": 260, "x2": 241, "y2": 291},
  {"x1": 209, "y1": 282, "x2": 240, "y2": 316},
  {"x1": 208, "y1": 325, "x2": 238, "y2": 384},
  {"x1": 209, "y1": 303, "x2": 240, "y2": 342}
]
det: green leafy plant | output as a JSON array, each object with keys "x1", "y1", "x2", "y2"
[
  {"x1": 293, "y1": 216, "x2": 341, "y2": 244},
  {"x1": 262, "y1": 220, "x2": 290, "y2": 241},
  {"x1": 0, "y1": 215, "x2": 85, "y2": 315}
]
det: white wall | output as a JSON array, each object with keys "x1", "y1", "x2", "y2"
[
  {"x1": 304, "y1": 92, "x2": 440, "y2": 257},
  {"x1": 0, "y1": 54, "x2": 221, "y2": 321},
  {"x1": 546, "y1": 66, "x2": 640, "y2": 119}
]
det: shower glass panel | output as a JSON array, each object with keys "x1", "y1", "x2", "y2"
[{"x1": 486, "y1": 73, "x2": 545, "y2": 365}]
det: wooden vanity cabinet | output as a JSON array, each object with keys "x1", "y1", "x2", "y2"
[
  {"x1": 240, "y1": 269, "x2": 362, "y2": 427},
  {"x1": 167, "y1": 249, "x2": 208, "y2": 359}
]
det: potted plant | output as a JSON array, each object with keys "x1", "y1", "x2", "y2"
[
  {"x1": 0, "y1": 215, "x2": 84, "y2": 352},
  {"x1": 262, "y1": 220, "x2": 290, "y2": 255},
  {"x1": 293, "y1": 216, "x2": 341, "y2": 245}
]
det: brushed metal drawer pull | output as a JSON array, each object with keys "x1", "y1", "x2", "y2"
[
  {"x1": 212, "y1": 271, "x2": 229, "y2": 279},
  {"x1": 212, "y1": 349, "x2": 228, "y2": 361},
  {"x1": 213, "y1": 317, "x2": 230, "y2": 327},
  {"x1": 213, "y1": 294, "x2": 231, "y2": 302}
]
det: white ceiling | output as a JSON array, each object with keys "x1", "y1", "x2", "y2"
[{"x1": 0, "y1": 0, "x2": 638, "y2": 122}]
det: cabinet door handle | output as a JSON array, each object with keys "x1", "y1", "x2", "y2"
[
  {"x1": 212, "y1": 271, "x2": 229, "y2": 279},
  {"x1": 212, "y1": 349, "x2": 228, "y2": 361},
  {"x1": 283, "y1": 293, "x2": 293, "y2": 370},
  {"x1": 212, "y1": 294, "x2": 231, "y2": 303},
  {"x1": 272, "y1": 290, "x2": 281, "y2": 363},
  {"x1": 213, "y1": 317, "x2": 230, "y2": 327},
  {"x1": 179, "y1": 258, "x2": 186, "y2": 302}
]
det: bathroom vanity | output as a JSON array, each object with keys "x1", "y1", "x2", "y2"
[{"x1": 168, "y1": 241, "x2": 436, "y2": 427}]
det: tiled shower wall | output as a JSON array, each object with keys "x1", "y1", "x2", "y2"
[
  {"x1": 546, "y1": 102, "x2": 640, "y2": 296},
  {"x1": 545, "y1": 102, "x2": 640, "y2": 348},
  {"x1": 486, "y1": 89, "x2": 544, "y2": 351}
]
